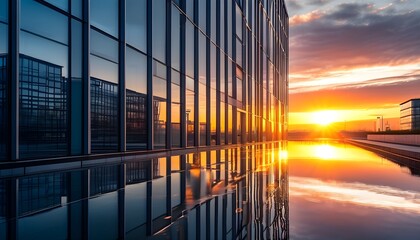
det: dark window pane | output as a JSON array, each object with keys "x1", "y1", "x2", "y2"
[
  {"x1": 0, "y1": 0, "x2": 7, "y2": 22},
  {"x1": 198, "y1": 0, "x2": 206, "y2": 31},
  {"x1": 91, "y1": 78, "x2": 119, "y2": 153},
  {"x1": 185, "y1": 21, "x2": 194, "y2": 78},
  {"x1": 71, "y1": 0, "x2": 82, "y2": 18},
  {"x1": 21, "y1": 0, "x2": 68, "y2": 44},
  {"x1": 126, "y1": 0, "x2": 147, "y2": 52},
  {"x1": 126, "y1": 46, "x2": 148, "y2": 151},
  {"x1": 171, "y1": 6, "x2": 180, "y2": 70},
  {"x1": 126, "y1": 47, "x2": 147, "y2": 94},
  {"x1": 126, "y1": 90, "x2": 147, "y2": 150},
  {"x1": 19, "y1": 55, "x2": 68, "y2": 159},
  {"x1": 90, "y1": 30, "x2": 118, "y2": 84},
  {"x1": 71, "y1": 20, "x2": 82, "y2": 155},
  {"x1": 0, "y1": 0, "x2": 6, "y2": 161},
  {"x1": 0, "y1": 32, "x2": 7, "y2": 160},
  {"x1": 152, "y1": 0, "x2": 166, "y2": 63},
  {"x1": 90, "y1": 0, "x2": 118, "y2": 37}
]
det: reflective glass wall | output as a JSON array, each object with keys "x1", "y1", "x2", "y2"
[{"x1": 1, "y1": 0, "x2": 289, "y2": 161}]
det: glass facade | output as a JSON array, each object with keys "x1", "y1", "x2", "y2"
[
  {"x1": 400, "y1": 99, "x2": 420, "y2": 130},
  {"x1": 0, "y1": 0, "x2": 289, "y2": 163}
]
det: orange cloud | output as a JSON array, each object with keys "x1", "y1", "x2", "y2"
[{"x1": 290, "y1": 10, "x2": 324, "y2": 26}]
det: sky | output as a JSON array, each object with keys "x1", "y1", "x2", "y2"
[{"x1": 286, "y1": 0, "x2": 420, "y2": 131}]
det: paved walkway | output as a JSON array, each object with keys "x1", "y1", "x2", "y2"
[{"x1": 351, "y1": 139, "x2": 420, "y2": 153}]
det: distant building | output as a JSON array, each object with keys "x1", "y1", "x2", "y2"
[{"x1": 400, "y1": 99, "x2": 420, "y2": 130}]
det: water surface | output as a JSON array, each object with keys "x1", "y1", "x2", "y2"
[{"x1": 289, "y1": 141, "x2": 420, "y2": 240}]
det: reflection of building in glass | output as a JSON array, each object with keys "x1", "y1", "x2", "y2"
[
  {"x1": 126, "y1": 90, "x2": 147, "y2": 150},
  {"x1": 0, "y1": 55, "x2": 6, "y2": 161},
  {"x1": 19, "y1": 55, "x2": 68, "y2": 159},
  {"x1": 90, "y1": 78, "x2": 119, "y2": 152},
  {"x1": 400, "y1": 99, "x2": 420, "y2": 130}
]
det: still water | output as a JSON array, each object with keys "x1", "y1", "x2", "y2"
[
  {"x1": 0, "y1": 143, "x2": 288, "y2": 239},
  {"x1": 289, "y1": 141, "x2": 420, "y2": 240}
]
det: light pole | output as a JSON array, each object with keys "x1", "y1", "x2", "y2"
[{"x1": 376, "y1": 116, "x2": 383, "y2": 132}]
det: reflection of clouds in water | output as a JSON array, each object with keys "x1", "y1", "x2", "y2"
[{"x1": 290, "y1": 176, "x2": 420, "y2": 214}]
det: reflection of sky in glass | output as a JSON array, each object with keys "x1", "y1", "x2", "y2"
[
  {"x1": 0, "y1": 0, "x2": 7, "y2": 22},
  {"x1": 289, "y1": 141, "x2": 420, "y2": 240},
  {"x1": 0, "y1": 24, "x2": 7, "y2": 53}
]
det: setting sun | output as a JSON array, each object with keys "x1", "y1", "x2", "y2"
[{"x1": 311, "y1": 110, "x2": 339, "y2": 126}]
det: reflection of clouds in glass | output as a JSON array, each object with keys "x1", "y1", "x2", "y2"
[{"x1": 290, "y1": 176, "x2": 420, "y2": 214}]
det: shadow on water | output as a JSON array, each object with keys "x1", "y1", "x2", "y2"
[{"x1": 0, "y1": 142, "x2": 289, "y2": 240}]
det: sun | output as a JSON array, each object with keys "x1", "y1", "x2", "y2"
[{"x1": 311, "y1": 110, "x2": 338, "y2": 126}]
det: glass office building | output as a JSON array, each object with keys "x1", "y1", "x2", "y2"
[
  {"x1": 0, "y1": 0, "x2": 289, "y2": 161},
  {"x1": 0, "y1": 0, "x2": 289, "y2": 239},
  {"x1": 400, "y1": 99, "x2": 420, "y2": 131}
]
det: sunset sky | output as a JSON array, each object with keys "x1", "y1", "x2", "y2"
[{"x1": 287, "y1": 0, "x2": 420, "y2": 131}]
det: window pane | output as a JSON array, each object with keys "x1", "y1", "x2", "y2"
[
  {"x1": 21, "y1": 0, "x2": 68, "y2": 44},
  {"x1": 152, "y1": 0, "x2": 166, "y2": 63},
  {"x1": 0, "y1": 3, "x2": 7, "y2": 160},
  {"x1": 90, "y1": 29, "x2": 118, "y2": 63},
  {"x1": 44, "y1": 0, "x2": 68, "y2": 11},
  {"x1": 198, "y1": 33, "x2": 206, "y2": 84},
  {"x1": 71, "y1": 0, "x2": 82, "y2": 18},
  {"x1": 126, "y1": 47, "x2": 147, "y2": 94},
  {"x1": 171, "y1": 5, "x2": 180, "y2": 70},
  {"x1": 126, "y1": 0, "x2": 147, "y2": 52},
  {"x1": 153, "y1": 99, "x2": 166, "y2": 149},
  {"x1": 0, "y1": 0, "x2": 7, "y2": 22},
  {"x1": 186, "y1": 89, "x2": 195, "y2": 147},
  {"x1": 198, "y1": 0, "x2": 206, "y2": 31},
  {"x1": 91, "y1": 78, "x2": 119, "y2": 152},
  {"x1": 90, "y1": 0, "x2": 118, "y2": 37},
  {"x1": 19, "y1": 1, "x2": 69, "y2": 159},
  {"x1": 171, "y1": 103, "x2": 181, "y2": 148},
  {"x1": 126, "y1": 90, "x2": 148, "y2": 150},
  {"x1": 90, "y1": 30, "x2": 118, "y2": 84},
  {"x1": 185, "y1": 21, "x2": 194, "y2": 78},
  {"x1": 71, "y1": 19, "x2": 83, "y2": 155},
  {"x1": 199, "y1": 83, "x2": 206, "y2": 146}
]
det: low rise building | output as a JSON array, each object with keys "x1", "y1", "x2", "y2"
[{"x1": 400, "y1": 99, "x2": 420, "y2": 130}]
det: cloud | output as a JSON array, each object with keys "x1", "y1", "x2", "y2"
[
  {"x1": 290, "y1": 10, "x2": 324, "y2": 26},
  {"x1": 290, "y1": 3, "x2": 420, "y2": 88},
  {"x1": 289, "y1": 78, "x2": 420, "y2": 112},
  {"x1": 290, "y1": 176, "x2": 420, "y2": 215},
  {"x1": 287, "y1": 0, "x2": 303, "y2": 12}
]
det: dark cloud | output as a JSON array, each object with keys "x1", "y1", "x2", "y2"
[
  {"x1": 286, "y1": 0, "x2": 303, "y2": 12},
  {"x1": 307, "y1": 0, "x2": 331, "y2": 6},
  {"x1": 290, "y1": 3, "x2": 420, "y2": 76}
]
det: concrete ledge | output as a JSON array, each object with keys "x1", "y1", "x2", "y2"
[{"x1": 367, "y1": 134, "x2": 420, "y2": 146}]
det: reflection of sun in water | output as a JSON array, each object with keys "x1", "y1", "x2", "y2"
[
  {"x1": 311, "y1": 110, "x2": 338, "y2": 126},
  {"x1": 314, "y1": 144, "x2": 337, "y2": 159}
]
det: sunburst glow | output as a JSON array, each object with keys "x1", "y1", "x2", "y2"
[{"x1": 311, "y1": 110, "x2": 339, "y2": 126}]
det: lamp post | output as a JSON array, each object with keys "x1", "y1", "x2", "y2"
[{"x1": 376, "y1": 116, "x2": 383, "y2": 132}]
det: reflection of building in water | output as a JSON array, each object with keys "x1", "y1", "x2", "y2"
[{"x1": 0, "y1": 144, "x2": 288, "y2": 239}]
